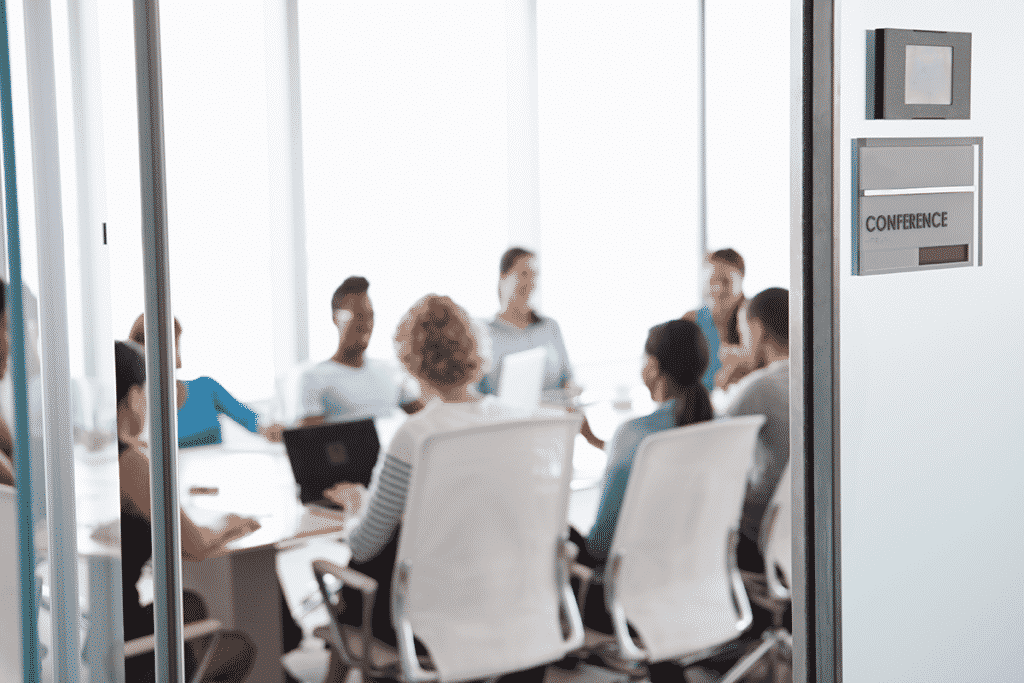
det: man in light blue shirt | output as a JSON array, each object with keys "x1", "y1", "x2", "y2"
[{"x1": 299, "y1": 277, "x2": 422, "y2": 426}]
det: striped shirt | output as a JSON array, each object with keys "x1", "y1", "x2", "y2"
[{"x1": 347, "y1": 395, "x2": 548, "y2": 563}]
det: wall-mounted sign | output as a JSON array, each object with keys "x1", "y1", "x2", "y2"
[
  {"x1": 870, "y1": 28, "x2": 971, "y2": 119},
  {"x1": 853, "y1": 137, "x2": 982, "y2": 275}
]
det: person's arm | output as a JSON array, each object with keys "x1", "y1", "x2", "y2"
[
  {"x1": 208, "y1": 377, "x2": 283, "y2": 442},
  {"x1": 0, "y1": 452, "x2": 13, "y2": 487},
  {"x1": 345, "y1": 452, "x2": 412, "y2": 564},
  {"x1": 209, "y1": 378, "x2": 258, "y2": 433},
  {"x1": 119, "y1": 448, "x2": 259, "y2": 561}
]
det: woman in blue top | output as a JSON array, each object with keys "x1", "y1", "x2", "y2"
[
  {"x1": 683, "y1": 248, "x2": 753, "y2": 391},
  {"x1": 568, "y1": 319, "x2": 714, "y2": 643},
  {"x1": 129, "y1": 315, "x2": 283, "y2": 448}
]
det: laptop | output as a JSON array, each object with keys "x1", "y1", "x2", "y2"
[
  {"x1": 282, "y1": 419, "x2": 381, "y2": 508},
  {"x1": 497, "y1": 346, "x2": 548, "y2": 410}
]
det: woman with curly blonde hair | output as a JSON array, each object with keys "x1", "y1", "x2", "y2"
[{"x1": 326, "y1": 294, "x2": 547, "y2": 682}]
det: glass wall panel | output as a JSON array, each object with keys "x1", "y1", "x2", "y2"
[
  {"x1": 705, "y1": 0, "x2": 790, "y2": 296},
  {"x1": 100, "y1": 0, "x2": 276, "y2": 405},
  {"x1": 537, "y1": 1, "x2": 702, "y2": 401},
  {"x1": 299, "y1": 1, "x2": 508, "y2": 367}
]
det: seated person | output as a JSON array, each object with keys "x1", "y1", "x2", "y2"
[
  {"x1": 115, "y1": 341, "x2": 258, "y2": 683},
  {"x1": 568, "y1": 319, "x2": 715, "y2": 631},
  {"x1": 683, "y1": 248, "x2": 755, "y2": 391},
  {"x1": 326, "y1": 294, "x2": 549, "y2": 683},
  {"x1": 298, "y1": 276, "x2": 423, "y2": 427},
  {"x1": 724, "y1": 287, "x2": 790, "y2": 573},
  {"x1": 129, "y1": 315, "x2": 283, "y2": 447}
]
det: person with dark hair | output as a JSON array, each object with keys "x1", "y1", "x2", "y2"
[
  {"x1": 115, "y1": 341, "x2": 259, "y2": 683},
  {"x1": 571, "y1": 319, "x2": 715, "y2": 568},
  {"x1": 683, "y1": 248, "x2": 752, "y2": 391},
  {"x1": 129, "y1": 314, "x2": 284, "y2": 448},
  {"x1": 325, "y1": 294, "x2": 549, "y2": 683},
  {"x1": 724, "y1": 287, "x2": 790, "y2": 572},
  {"x1": 477, "y1": 248, "x2": 604, "y2": 449},
  {"x1": 298, "y1": 276, "x2": 422, "y2": 427},
  {"x1": 559, "y1": 320, "x2": 714, "y2": 678}
]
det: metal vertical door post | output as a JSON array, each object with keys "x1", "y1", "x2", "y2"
[
  {"x1": 265, "y1": 0, "x2": 310, "y2": 385},
  {"x1": 506, "y1": 0, "x2": 542, "y2": 307},
  {"x1": 132, "y1": 0, "x2": 185, "y2": 681},
  {"x1": 0, "y1": 1, "x2": 39, "y2": 680},
  {"x1": 21, "y1": 0, "x2": 84, "y2": 679},
  {"x1": 697, "y1": 0, "x2": 708, "y2": 284}
]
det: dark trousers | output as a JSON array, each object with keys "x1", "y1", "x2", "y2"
[
  {"x1": 123, "y1": 591, "x2": 256, "y2": 683},
  {"x1": 567, "y1": 527, "x2": 688, "y2": 683}
]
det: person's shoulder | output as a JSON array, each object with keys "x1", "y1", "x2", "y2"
[
  {"x1": 190, "y1": 376, "x2": 219, "y2": 390},
  {"x1": 610, "y1": 406, "x2": 669, "y2": 458},
  {"x1": 726, "y1": 361, "x2": 788, "y2": 415},
  {"x1": 681, "y1": 309, "x2": 699, "y2": 323},
  {"x1": 301, "y1": 359, "x2": 342, "y2": 380}
]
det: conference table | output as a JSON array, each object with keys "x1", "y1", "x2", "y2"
[
  {"x1": 70, "y1": 394, "x2": 648, "y2": 683},
  {"x1": 76, "y1": 429, "x2": 350, "y2": 683}
]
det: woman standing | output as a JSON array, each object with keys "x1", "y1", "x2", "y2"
[
  {"x1": 476, "y1": 247, "x2": 603, "y2": 449},
  {"x1": 683, "y1": 248, "x2": 752, "y2": 391}
]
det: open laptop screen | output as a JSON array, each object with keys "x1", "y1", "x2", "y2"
[{"x1": 282, "y1": 419, "x2": 381, "y2": 504}]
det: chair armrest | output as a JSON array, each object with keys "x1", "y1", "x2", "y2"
[
  {"x1": 604, "y1": 554, "x2": 647, "y2": 663},
  {"x1": 312, "y1": 558, "x2": 378, "y2": 673},
  {"x1": 557, "y1": 539, "x2": 585, "y2": 650},
  {"x1": 570, "y1": 561, "x2": 595, "y2": 619},
  {"x1": 393, "y1": 561, "x2": 440, "y2": 683},
  {"x1": 727, "y1": 529, "x2": 754, "y2": 634},
  {"x1": 123, "y1": 618, "x2": 222, "y2": 659}
]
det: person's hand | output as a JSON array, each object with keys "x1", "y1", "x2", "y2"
[
  {"x1": 580, "y1": 416, "x2": 606, "y2": 451},
  {"x1": 222, "y1": 513, "x2": 261, "y2": 542},
  {"x1": 323, "y1": 482, "x2": 365, "y2": 513},
  {"x1": 259, "y1": 423, "x2": 285, "y2": 443}
]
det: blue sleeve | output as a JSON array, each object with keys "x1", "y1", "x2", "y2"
[
  {"x1": 348, "y1": 453, "x2": 412, "y2": 563},
  {"x1": 208, "y1": 378, "x2": 258, "y2": 433},
  {"x1": 585, "y1": 425, "x2": 640, "y2": 561}
]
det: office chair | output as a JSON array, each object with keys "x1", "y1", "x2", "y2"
[
  {"x1": 718, "y1": 463, "x2": 793, "y2": 683},
  {"x1": 313, "y1": 414, "x2": 586, "y2": 682},
  {"x1": 569, "y1": 416, "x2": 766, "y2": 681}
]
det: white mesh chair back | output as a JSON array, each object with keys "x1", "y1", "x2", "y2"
[
  {"x1": 1, "y1": 484, "x2": 22, "y2": 676},
  {"x1": 393, "y1": 415, "x2": 584, "y2": 682},
  {"x1": 606, "y1": 416, "x2": 765, "y2": 663},
  {"x1": 763, "y1": 463, "x2": 792, "y2": 600}
]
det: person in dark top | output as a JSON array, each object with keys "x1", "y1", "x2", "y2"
[{"x1": 116, "y1": 341, "x2": 258, "y2": 682}]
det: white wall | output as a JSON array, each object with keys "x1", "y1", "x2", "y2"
[{"x1": 837, "y1": 4, "x2": 1024, "y2": 681}]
